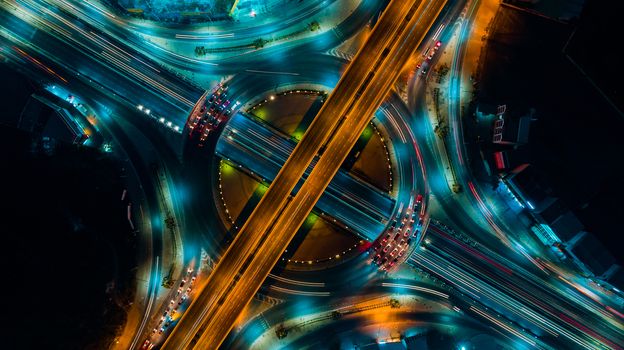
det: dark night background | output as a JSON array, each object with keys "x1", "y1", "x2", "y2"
[
  {"x1": 0, "y1": 0, "x2": 623, "y2": 348},
  {"x1": 0, "y1": 65, "x2": 137, "y2": 349},
  {"x1": 478, "y1": 0, "x2": 624, "y2": 262}
]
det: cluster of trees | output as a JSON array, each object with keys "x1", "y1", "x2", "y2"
[{"x1": 195, "y1": 45, "x2": 210, "y2": 56}]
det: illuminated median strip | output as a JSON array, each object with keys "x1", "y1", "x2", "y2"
[
  {"x1": 269, "y1": 285, "x2": 330, "y2": 297},
  {"x1": 469, "y1": 306, "x2": 537, "y2": 347},
  {"x1": 381, "y1": 282, "x2": 449, "y2": 299},
  {"x1": 268, "y1": 274, "x2": 325, "y2": 288},
  {"x1": 175, "y1": 33, "x2": 235, "y2": 39}
]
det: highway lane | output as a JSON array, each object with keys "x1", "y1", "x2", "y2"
[
  {"x1": 401, "y1": 0, "x2": 540, "y2": 270},
  {"x1": 228, "y1": 276, "x2": 530, "y2": 349},
  {"x1": 433, "y1": 223, "x2": 624, "y2": 348},
  {"x1": 400, "y1": 3, "x2": 624, "y2": 347},
  {"x1": 161, "y1": 0, "x2": 427, "y2": 348},
  {"x1": 411, "y1": 223, "x2": 624, "y2": 349},
  {"x1": 217, "y1": 112, "x2": 394, "y2": 240},
  {"x1": 34, "y1": 0, "x2": 385, "y2": 70},
  {"x1": 1, "y1": 0, "x2": 203, "y2": 122},
  {"x1": 190, "y1": 0, "x2": 448, "y2": 347}
]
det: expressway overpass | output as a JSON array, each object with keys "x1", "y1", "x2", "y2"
[
  {"x1": 216, "y1": 112, "x2": 395, "y2": 241},
  {"x1": 162, "y1": 0, "x2": 448, "y2": 348}
]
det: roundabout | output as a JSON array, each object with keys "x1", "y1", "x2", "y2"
[{"x1": 181, "y1": 54, "x2": 430, "y2": 281}]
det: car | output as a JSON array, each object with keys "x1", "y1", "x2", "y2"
[
  {"x1": 373, "y1": 254, "x2": 380, "y2": 262},
  {"x1": 170, "y1": 299, "x2": 175, "y2": 305},
  {"x1": 435, "y1": 40, "x2": 442, "y2": 47},
  {"x1": 187, "y1": 267, "x2": 193, "y2": 274},
  {"x1": 406, "y1": 238, "x2": 412, "y2": 245},
  {"x1": 390, "y1": 248, "x2": 398, "y2": 257},
  {"x1": 404, "y1": 228, "x2": 411, "y2": 237},
  {"x1": 380, "y1": 257, "x2": 388, "y2": 265},
  {"x1": 399, "y1": 239, "x2": 405, "y2": 245},
  {"x1": 390, "y1": 220, "x2": 397, "y2": 228},
  {"x1": 152, "y1": 328, "x2": 157, "y2": 334},
  {"x1": 177, "y1": 287, "x2": 183, "y2": 295},
  {"x1": 180, "y1": 279, "x2": 187, "y2": 288},
  {"x1": 416, "y1": 194, "x2": 423, "y2": 204},
  {"x1": 187, "y1": 287, "x2": 192, "y2": 293},
  {"x1": 394, "y1": 233, "x2": 401, "y2": 241},
  {"x1": 418, "y1": 216, "x2": 424, "y2": 225},
  {"x1": 398, "y1": 250, "x2": 404, "y2": 257},
  {"x1": 142, "y1": 340, "x2": 151, "y2": 349},
  {"x1": 383, "y1": 244, "x2": 391, "y2": 253},
  {"x1": 158, "y1": 328, "x2": 164, "y2": 334}
]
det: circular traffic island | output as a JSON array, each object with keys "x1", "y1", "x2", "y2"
[{"x1": 215, "y1": 89, "x2": 395, "y2": 270}]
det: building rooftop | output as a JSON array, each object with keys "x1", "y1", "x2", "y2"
[
  {"x1": 550, "y1": 211, "x2": 584, "y2": 242},
  {"x1": 570, "y1": 233, "x2": 616, "y2": 277}
]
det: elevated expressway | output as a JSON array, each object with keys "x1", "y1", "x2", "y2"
[{"x1": 163, "y1": 0, "x2": 448, "y2": 347}]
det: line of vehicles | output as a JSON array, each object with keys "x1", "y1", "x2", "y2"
[
  {"x1": 371, "y1": 194, "x2": 425, "y2": 271},
  {"x1": 188, "y1": 83, "x2": 240, "y2": 146},
  {"x1": 416, "y1": 24, "x2": 445, "y2": 76},
  {"x1": 141, "y1": 267, "x2": 197, "y2": 349}
]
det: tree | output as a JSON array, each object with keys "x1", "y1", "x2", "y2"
[
  {"x1": 452, "y1": 183, "x2": 463, "y2": 193},
  {"x1": 434, "y1": 123, "x2": 448, "y2": 138},
  {"x1": 165, "y1": 216, "x2": 176, "y2": 230},
  {"x1": 389, "y1": 298, "x2": 401, "y2": 308},
  {"x1": 252, "y1": 38, "x2": 267, "y2": 49},
  {"x1": 275, "y1": 325, "x2": 288, "y2": 339},
  {"x1": 309, "y1": 21, "x2": 321, "y2": 31}
]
